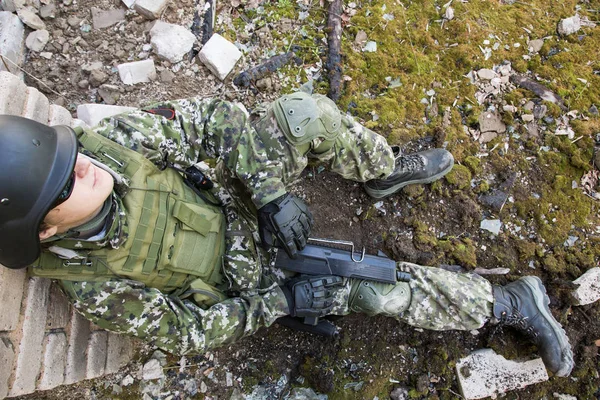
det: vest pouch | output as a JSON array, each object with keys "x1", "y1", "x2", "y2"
[
  {"x1": 184, "y1": 278, "x2": 228, "y2": 309},
  {"x1": 159, "y1": 199, "x2": 225, "y2": 280}
]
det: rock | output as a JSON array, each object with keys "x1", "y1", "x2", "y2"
[
  {"x1": 480, "y1": 219, "x2": 502, "y2": 235},
  {"x1": 390, "y1": 387, "x2": 409, "y2": 400},
  {"x1": 443, "y1": 6, "x2": 454, "y2": 20},
  {"x1": 528, "y1": 39, "x2": 544, "y2": 53},
  {"x1": 588, "y1": 104, "x2": 598, "y2": 116},
  {"x1": 77, "y1": 104, "x2": 137, "y2": 126},
  {"x1": 198, "y1": 33, "x2": 242, "y2": 81},
  {"x1": 121, "y1": 0, "x2": 135, "y2": 8},
  {"x1": 17, "y1": 7, "x2": 46, "y2": 30},
  {"x1": 39, "y1": 3, "x2": 56, "y2": 19},
  {"x1": 478, "y1": 111, "x2": 506, "y2": 134},
  {"x1": 522, "y1": 114, "x2": 534, "y2": 122},
  {"x1": 142, "y1": 359, "x2": 164, "y2": 381},
  {"x1": 121, "y1": 374, "x2": 134, "y2": 386},
  {"x1": 533, "y1": 104, "x2": 547, "y2": 119},
  {"x1": 25, "y1": 29, "x2": 49, "y2": 52},
  {"x1": 159, "y1": 69, "x2": 175, "y2": 83},
  {"x1": 456, "y1": 349, "x2": 548, "y2": 400},
  {"x1": 503, "y1": 105, "x2": 517, "y2": 113},
  {"x1": 91, "y1": 7, "x2": 126, "y2": 29},
  {"x1": 354, "y1": 30, "x2": 367, "y2": 47},
  {"x1": 117, "y1": 59, "x2": 157, "y2": 85},
  {"x1": 89, "y1": 69, "x2": 108, "y2": 87},
  {"x1": 97, "y1": 84, "x2": 120, "y2": 105},
  {"x1": 0, "y1": 11, "x2": 25, "y2": 74},
  {"x1": 256, "y1": 77, "x2": 272, "y2": 91},
  {"x1": 150, "y1": 21, "x2": 196, "y2": 63},
  {"x1": 553, "y1": 394, "x2": 578, "y2": 400},
  {"x1": 77, "y1": 79, "x2": 89, "y2": 88},
  {"x1": 477, "y1": 68, "x2": 496, "y2": 80},
  {"x1": 572, "y1": 267, "x2": 600, "y2": 306},
  {"x1": 479, "y1": 131, "x2": 498, "y2": 143},
  {"x1": 67, "y1": 16, "x2": 81, "y2": 27},
  {"x1": 557, "y1": 15, "x2": 581, "y2": 36},
  {"x1": 286, "y1": 387, "x2": 328, "y2": 400},
  {"x1": 39, "y1": 51, "x2": 52, "y2": 59},
  {"x1": 480, "y1": 190, "x2": 508, "y2": 212},
  {"x1": 82, "y1": 61, "x2": 103, "y2": 72},
  {"x1": 134, "y1": 0, "x2": 169, "y2": 19}
]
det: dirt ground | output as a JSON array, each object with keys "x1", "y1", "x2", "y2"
[{"x1": 13, "y1": 0, "x2": 600, "y2": 398}]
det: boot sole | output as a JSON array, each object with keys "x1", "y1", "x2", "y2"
[
  {"x1": 364, "y1": 162, "x2": 454, "y2": 199},
  {"x1": 522, "y1": 276, "x2": 574, "y2": 377}
]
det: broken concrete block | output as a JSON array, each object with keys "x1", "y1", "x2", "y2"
[
  {"x1": 65, "y1": 311, "x2": 91, "y2": 384},
  {"x1": 77, "y1": 103, "x2": 137, "y2": 127},
  {"x1": 25, "y1": 29, "x2": 49, "y2": 52},
  {"x1": 572, "y1": 267, "x2": 600, "y2": 305},
  {"x1": 91, "y1": 7, "x2": 126, "y2": 29},
  {"x1": 456, "y1": 349, "x2": 548, "y2": 400},
  {"x1": 557, "y1": 15, "x2": 581, "y2": 36},
  {"x1": 198, "y1": 33, "x2": 242, "y2": 81},
  {"x1": 17, "y1": 6, "x2": 46, "y2": 30},
  {"x1": 0, "y1": 70, "x2": 27, "y2": 115},
  {"x1": 86, "y1": 331, "x2": 108, "y2": 379},
  {"x1": 0, "y1": 11, "x2": 25, "y2": 74},
  {"x1": 37, "y1": 332, "x2": 67, "y2": 390},
  {"x1": 134, "y1": 0, "x2": 169, "y2": 19},
  {"x1": 47, "y1": 104, "x2": 72, "y2": 126},
  {"x1": 150, "y1": 20, "x2": 196, "y2": 63},
  {"x1": 121, "y1": 0, "x2": 135, "y2": 8},
  {"x1": 478, "y1": 111, "x2": 506, "y2": 134},
  {"x1": 117, "y1": 59, "x2": 157, "y2": 85},
  {"x1": 0, "y1": 335, "x2": 15, "y2": 399},
  {"x1": 0, "y1": 267, "x2": 27, "y2": 331}
]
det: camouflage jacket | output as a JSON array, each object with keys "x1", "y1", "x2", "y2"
[{"x1": 60, "y1": 97, "x2": 289, "y2": 356}]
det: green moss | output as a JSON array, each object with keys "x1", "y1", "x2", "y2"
[
  {"x1": 438, "y1": 238, "x2": 477, "y2": 268},
  {"x1": 463, "y1": 156, "x2": 482, "y2": 175},
  {"x1": 445, "y1": 164, "x2": 472, "y2": 189}
]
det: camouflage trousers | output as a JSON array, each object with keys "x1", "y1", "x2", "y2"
[{"x1": 210, "y1": 97, "x2": 494, "y2": 331}]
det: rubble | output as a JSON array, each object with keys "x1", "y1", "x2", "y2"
[
  {"x1": 117, "y1": 59, "x2": 157, "y2": 85},
  {"x1": 557, "y1": 15, "x2": 581, "y2": 36},
  {"x1": 478, "y1": 111, "x2": 506, "y2": 135},
  {"x1": 456, "y1": 349, "x2": 548, "y2": 399},
  {"x1": 198, "y1": 33, "x2": 242, "y2": 81},
  {"x1": 25, "y1": 29, "x2": 49, "y2": 52},
  {"x1": 142, "y1": 359, "x2": 164, "y2": 381},
  {"x1": 134, "y1": 0, "x2": 169, "y2": 20},
  {"x1": 572, "y1": 267, "x2": 600, "y2": 306},
  {"x1": 477, "y1": 68, "x2": 496, "y2": 80},
  {"x1": 150, "y1": 21, "x2": 196, "y2": 63},
  {"x1": 16, "y1": 6, "x2": 46, "y2": 30},
  {"x1": 91, "y1": 7, "x2": 126, "y2": 30}
]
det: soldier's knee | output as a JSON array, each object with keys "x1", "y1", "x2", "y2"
[
  {"x1": 272, "y1": 92, "x2": 341, "y2": 154},
  {"x1": 349, "y1": 280, "x2": 412, "y2": 317}
]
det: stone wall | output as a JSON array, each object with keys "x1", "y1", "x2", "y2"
[{"x1": 0, "y1": 70, "x2": 135, "y2": 399}]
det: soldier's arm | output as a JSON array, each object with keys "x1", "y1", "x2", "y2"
[
  {"x1": 60, "y1": 279, "x2": 289, "y2": 354},
  {"x1": 92, "y1": 98, "x2": 287, "y2": 207}
]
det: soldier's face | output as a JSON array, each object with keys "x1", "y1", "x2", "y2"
[{"x1": 42, "y1": 154, "x2": 114, "y2": 235}]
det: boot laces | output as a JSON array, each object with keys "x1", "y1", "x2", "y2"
[
  {"x1": 500, "y1": 309, "x2": 538, "y2": 339},
  {"x1": 398, "y1": 154, "x2": 425, "y2": 172}
]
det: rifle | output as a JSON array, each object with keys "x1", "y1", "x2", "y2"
[{"x1": 275, "y1": 238, "x2": 411, "y2": 336}]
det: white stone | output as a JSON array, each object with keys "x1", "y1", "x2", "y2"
[
  {"x1": 117, "y1": 59, "x2": 157, "y2": 84},
  {"x1": 142, "y1": 358, "x2": 164, "y2": 380},
  {"x1": 121, "y1": 374, "x2": 134, "y2": 386},
  {"x1": 557, "y1": 15, "x2": 581, "y2": 36},
  {"x1": 456, "y1": 349, "x2": 548, "y2": 400},
  {"x1": 0, "y1": 11, "x2": 25, "y2": 74},
  {"x1": 150, "y1": 21, "x2": 196, "y2": 63},
  {"x1": 522, "y1": 114, "x2": 534, "y2": 122},
  {"x1": 198, "y1": 33, "x2": 242, "y2": 81},
  {"x1": 572, "y1": 267, "x2": 600, "y2": 306},
  {"x1": 528, "y1": 39, "x2": 544, "y2": 53},
  {"x1": 17, "y1": 6, "x2": 46, "y2": 30},
  {"x1": 480, "y1": 219, "x2": 502, "y2": 235},
  {"x1": 553, "y1": 394, "x2": 578, "y2": 400},
  {"x1": 134, "y1": 0, "x2": 169, "y2": 19},
  {"x1": 77, "y1": 104, "x2": 137, "y2": 127},
  {"x1": 477, "y1": 68, "x2": 496, "y2": 80},
  {"x1": 25, "y1": 29, "x2": 49, "y2": 52},
  {"x1": 478, "y1": 111, "x2": 506, "y2": 134}
]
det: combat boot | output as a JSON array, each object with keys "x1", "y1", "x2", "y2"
[
  {"x1": 364, "y1": 148, "x2": 454, "y2": 199},
  {"x1": 493, "y1": 276, "x2": 574, "y2": 377}
]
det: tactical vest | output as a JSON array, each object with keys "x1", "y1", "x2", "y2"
[{"x1": 30, "y1": 127, "x2": 227, "y2": 305}]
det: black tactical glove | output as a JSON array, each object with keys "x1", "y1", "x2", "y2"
[
  {"x1": 281, "y1": 275, "x2": 344, "y2": 325},
  {"x1": 257, "y1": 193, "x2": 314, "y2": 258}
]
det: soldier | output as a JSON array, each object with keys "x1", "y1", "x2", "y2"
[{"x1": 0, "y1": 91, "x2": 573, "y2": 377}]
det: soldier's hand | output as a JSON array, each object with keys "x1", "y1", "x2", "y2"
[
  {"x1": 281, "y1": 275, "x2": 344, "y2": 324},
  {"x1": 257, "y1": 193, "x2": 313, "y2": 258}
]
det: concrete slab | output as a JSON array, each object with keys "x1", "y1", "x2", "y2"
[
  {"x1": 38, "y1": 332, "x2": 67, "y2": 390},
  {"x1": 65, "y1": 311, "x2": 91, "y2": 384},
  {"x1": 105, "y1": 333, "x2": 133, "y2": 374},
  {"x1": 46, "y1": 283, "x2": 71, "y2": 330},
  {"x1": 572, "y1": 267, "x2": 600, "y2": 305},
  {"x1": 117, "y1": 59, "x2": 156, "y2": 85},
  {"x1": 456, "y1": 349, "x2": 548, "y2": 400},
  {"x1": 22, "y1": 85, "x2": 50, "y2": 123},
  {"x1": 9, "y1": 277, "x2": 51, "y2": 397},
  {"x1": 150, "y1": 20, "x2": 196, "y2": 63},
  {"x1": 0, "y1": 267, "x2": 26, "y2": 331},
  {"x1": 0, "y1": 335, "x2": 15, "y2": 399},
  {"x1": 47, "y1": 104, "x2": 72, "y2": 126},
  {"x1": 198, "y1": 33, "x2": 242, "y2": 81},
  {"x1": 134, "y1": 0, "x2": 169, "y2": 19},
  {"x1": 0, "y1": 70, "x2": 27, "y2": 115},
  {"x1": 76, "y1": 103, "x2": 137, "y2": 127},
  {"x1": 0, "y1": 11, "x2": 25, "y2": 74},
  {"x1": 86, "y1": 331, "x2": 108, "y2": 379}
]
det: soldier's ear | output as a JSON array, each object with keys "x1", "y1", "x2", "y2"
[{"x1": 39, "y1": 225, "x2": 58, "y2": 241}]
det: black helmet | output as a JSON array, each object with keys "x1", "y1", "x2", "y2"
[{"x1": 0, "y1": 115, "x2": 78, "y2": 269}]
